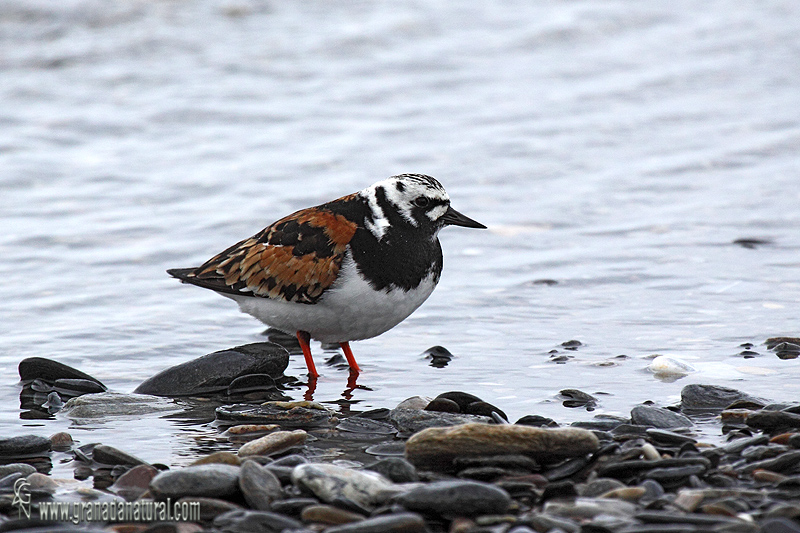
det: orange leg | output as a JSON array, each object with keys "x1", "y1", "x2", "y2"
[
  {"x1": 296, "y1": 331, "x2": 318, "y2": 378},
  {"x1": 339, "y1": 342, "x2": 361, "y2": 373}
]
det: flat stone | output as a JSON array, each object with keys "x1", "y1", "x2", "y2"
[
  {"x1": 134, "y1": 342, "x2": 289, "y2": 397},
  {"x1": 680, "y1": 384, "x2": 767, "y2": 411},
  {"x1": 580, "y1": 478, "x2": 626, "y2": 497},
  {"x1": 238, "y1": 429, "x2": 307, "y2": 457},
  {"x1": 150, "y1": 464, "x2": 241, "y2": 500},
  {"x1": 301, "y1": 504, "x2": 365, "y2": 524},
  {"x1": 61, "y1": 392, "x2": 181, "y2": 419},
  {"x1": 224, "y1": 424, "x2": 280, "y2": 436},
  {"x1": 216, "y1": 402, "x2": 332, "y2": 428},
  {"x1": 213, "y1": 509, "x2": 303, "y2": 532},
  {"x1": 93, "y1": 444, "x2": 148, "y2": 466},
  {"x1": 18, "y1": 357, "x2": 105, "y2": 387},
  {"x1": 0, "y1": 435, "x2": 51, "y2": 456},
  {"x1": 323, "y1": 512, "x2": 426, "y2": 533},
  {"x1": 270, "y1": 497, "x2": 320, "y2": 517},
  {"x1": 337, "y1": 417, "x2": 397, "y2": 435},
  {"x1": 0, "y1": 463, "x2": 37, "y2": 478},
  {"x1": 239, "y1": 460, "x2": 283, "y2": 511},
  {"x1": 761, "y1": 517, "x2": 800, "y2": 533},
  {"x1": 27, "y1": 472, "x2": 57, "y2": 494},
  {"x1": 389, "y1": 409, "x2": 492, "y2": 435},
  {"x1": 543, "y1": 497, "x2": 638, "y2": 519},
  {"x1": 394, "y1": 396, "x2": 431, "y2": 410},
  {"x1": 722, "y1": 434, "x2": 770, "y2": 454},
  {"x1": 596, "y1": 457, "x2": 711, "y2": 480},
  {"x1": 291, "y1": 463, "x2": 406, "y2": 509},
  {"x1": 397, "y1": 480, "x2": 511, "y2": 517},
  {"x1": 643, "y1": 464, "x2": 707, "y2": 486},
  {"x1": 179, "y1": 496, "x2": 243, "y2": 522},
  {"x1": 631, "y1": 406, "x2": 692, "y2": 429},
  {"x1": 645, "y1": 428, "x2": 697, "y2": 445},
  {"x1": 740, "y1": 450, "x2": 800, "y2": 474},
  {"x1": 405, "y1": 423, "x2": 599, "y2": 471}
]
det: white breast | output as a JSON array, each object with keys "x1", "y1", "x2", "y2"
[{"x1": 227, "y1": 253, "x2": 438, "y2": 343}]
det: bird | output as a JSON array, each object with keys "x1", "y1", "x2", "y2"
[{"x1": 167, "y1": 173, "x2": 486, "y2": 378}]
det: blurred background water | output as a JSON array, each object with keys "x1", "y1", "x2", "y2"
[{"x1": 1, "y1": 0, "x2": 799, "y2": 466}]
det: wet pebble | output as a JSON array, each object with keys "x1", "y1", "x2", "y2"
[
  {"x1": 337, "y1": 416, "x2": 397, "y2": 435},
  {"x1": 93, "y1": 444, "x2": 148, "y2": 466},
  {"x1": 291, "y1": 463, "x2": 404, "y2": 509},
  {"x1": 680, "y1": 384, "x2": 767, "y2": 411},
  {"x1": 18, "y1": 356, "x2": 105, "y2": 386},
  {"x1": 191, "y1": 451, "x2": 241, "y2": 466},
  {"x1": 238, "y1": 460, "x2": 283, "y2": 511},
  {"x1": 300, "y1": 504, "x2": 364, "y2": 524},
  {"x1": 396, "y1": 480, "x2": 511, "y2": 517},
  {"x1": 747, "y1": 410, "x2": 800, "y2": 431},
  {"x1": 324, "y1": 512, "x2": 426, "y2": 533},
  {"x1": 216, "y1": 401, "x2": 332, "y2": 427},
  {"x1": 631, "y1": 405, "x2": 693, "y2": 429},
  {"x1": 364, "y1": 457, "x2": 419, "y2": 483},
  {"x1": 61, "y1": 392, "x2": 180, "y2": 418},
  {"x1": 0, "y1": 463, "x2": 37, "y2": 478},
  {"x1": 213, "y1": 509, "x2": 303, "y2": 532},
  {"x1": 150, "y1": 464, "x2": 241, "y2": 500},
  {"x1": 405, "y1": 423, "x2": 599, "y2": 471},
  {"x1": 134, "y1": 342, "x2": 289, "y2": 397},
  {"x1": 237, "y1": 429, "x2": 307, "y2": 457},
  {"x1": 388, "y1": 407, "x2": 492, "y2": 435},
  {"x1": 110, "y1": 464, "x2": 159, "y2": 501}
]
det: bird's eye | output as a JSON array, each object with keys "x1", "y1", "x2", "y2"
[{"x1": 413, "y1": 197, "x2": 430, "y2": 208}]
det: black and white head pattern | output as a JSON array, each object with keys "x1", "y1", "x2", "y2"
[{"x1": 360, "y1": 174, "x2": 450, "y2": 240}]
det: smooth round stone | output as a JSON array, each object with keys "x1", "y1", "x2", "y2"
[
  {"x1": 365, "y1": 457, "x2": 419, "y2": 483},
  {"x1": 648, "y1": 355, "x2": 696, "y2": 377},
  {"x1": 150, "y1": 464, "x2": 241, "y2": 499},
  {"x1": 239, "y1": 460, "x2": 283, "y2": 511},
  {"x1": 337, "y1": 417, "x2": 397, "y2": 435},
  {"x1": 425, "y1": 398, "x2": 461, "y2": 413},
  {"x1": 631, "y1": 406, "x2": 692, "y2": 429},
  {"x1": 721, "y1": 434, "x2": 769, "y2": 454},
  {"x1": 27, "y1": 472, "x2": 57, "y2": 494},
  {"x1": 559, "y1": 389, "x2": 598, "y2": 408},
  {"x1": 49, "y1": 432, "x2": 74, "y2": 451},
  {"x1": 324, "y1": 512, "x2": 426, "y2": 533},
  {"x1": 543, "y1": 497, "x2": 638, "y2": 519},
  {"x1": 213, "y1": 509, "x2": 303, "y2": 532},
  {"x1": 224, "y1": 424, "x2": 280, "y2": 436},
  {"x1": 291, "y1": 463, "x2": 404, "y2": 509},
  {"x1": 270, "y1": 497, "x2": 320, "y2": 517},
  {"x1": 680, "y1": 384, "x2": 766, "y2": 411},
  {"x1": 191, "y1": 451, "x2": 241, "y2": 466},
  {"x1": 397, "y1": 480, "x2": 510, "y2": 517},
  {"x1": 741, "y1": 450, "x2": 800, "y2": 474},
  {"x1": 517, "y1": 415, "x2": 559, "y2": 427},
  {"x1": 0, "y1": 435, "x2": 51, "y2": 456},
  {"x1": 110, "y1": 464, "x2": 159, "y2": 501},
  {"x1": 301, "y1": 504, "x2": 365, "y2": 524},
  {"x1": 644, "y1": 464, "x2": 707, "y2": 487},
  {"x1": 434, "y1": 392, "x2": 483, "y2": 412},
  {"x1": 646, "y1": 429, "x2": 697, "y2": 445},
  {"x1": 600, "y1": 487, "x2": 647, "y2": 501},
  {"x1": 134, "y1": 342, "x2": 289, "y2": 397},
  {"x1": 179, "y1": 496, "x2": 243, "y2": 522},
  {"x1": 465, "y1": 401, "x2": 508, "y2": 421},
  {"x1": 93, "y1": 444, "x2": 147, "y2": 466},
  {"x1": 747, "y1": 410, "x2": 800, "y2": 431},
  {"x1": 364, "y1": 442, "x2": 406, "y2": 457},
  {"x1": 54, "y1": 378, "x2": 107, "y2": 395},
  {"x1": 227, "y1": 374, "x2": 277, "y2": 396},
  {"x1": 18, "y1": 357, "x2": 105, "y2": 386},
  {"x1": 394, "y1": 396, "x2": 432, "y2": 410},
  {"x1": 405, "y1": 423, "x2": 599, "y2": 471},
  {"x1": 216, "y1": 403, "x2": 332, "y2": 428},
  {"x1": 237, "y1": 429, "x2": 307, "y2": 457}
]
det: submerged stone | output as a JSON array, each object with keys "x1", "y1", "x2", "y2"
[
  {"x1": 134, "y1": 342, "x2": 289, "y2": 397},
  {"x1": 216, "y1": 402, "x2": 332, "y2": 428},
  {"x1": 61, "y1": 392, "x2": 180, "y2": 419}
]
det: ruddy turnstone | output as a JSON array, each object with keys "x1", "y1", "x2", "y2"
[{"x1": 168, "y1": 173, "x2": 485, "y2": 378}]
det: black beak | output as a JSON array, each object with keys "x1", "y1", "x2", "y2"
[{"x1": 441, "y1": 206, "x2": 487, "y2": 229}]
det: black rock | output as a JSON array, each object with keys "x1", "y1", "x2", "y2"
[
  {"x1": 18, "y1": 357, "x2": 106, "y2": 387},
  {"x1": 643, "y1": 464, "x2": 707, "y2": 488},
  {"x1": 337, "y1": 417, "x2": 397, "y2": 435},
  {"x1": 227, "y1": 374, "x2": 277, "y2": 396},
  {"x1": 150, "y1": 464, "x2": 241, "y2": 500},
  {"x1": 747, "y1": 410, "x2": 800, "y2": 431},
  {"x1": 740, "y1": 450, "x2": 800, "y2": 474},
  {"x1": 597, "y1": 457, "x2": 711, "y2": 480},
  {"x1": 365, "y1": 457, "x2": 419, "y2": 483},
  {"x1": 213, "y1": 509, "x2": 303, "y2": 533},
  {"x1": 0, "y1": 435, "x2": 51, "y2": 456},
  {"x1": 324, "y1": 512, "x2": 426, "y2": 533},
  {"x1": 680, "y1": 384, "x2": 767, "y2": 411},
  {"x1": 516, "y1": 415, "x2": 559, "y2": 427},
  {"x1": 646, "y1": 429, "x2": 696, "y2": 445},
  {"x1": 465, "y1": 401, "x2": 508, "y2": 421},
  {"x1": 721, "y1": 434, "x2": 769, "y2": 454},
  {"x1": 239, "y1": 460, "x2": 283, "y2": 511},
  {"x1": 134, "y1": 343, "x2": 289, "y2": 397},
  {"x1": 423, "y1": 346, "x2": 453, "y2": 368},
  {"x1": 269, "y1": 497, "x2": 319, "y2": 517},
  {"x1": 425, "y1": 398, "x2": 461, "y2": 413},
  {"x1": 396, "y1": 480, "x2": 511, "y2": 517},
  {"x1": 560, "y1": 389, "x2": 598, "y2": 409},
  {"x1": 540, "y1": 480, "x2": 577, "y2": 501},
  {"x1": 433, "y1": 391, "x2": 484, "y2": 412},
  {"x1": 215, "y1": 403, "x2": 331, "y2": 428},
  {"x1": 631, "y1": 406, "x2": 692, "y2": 429}
]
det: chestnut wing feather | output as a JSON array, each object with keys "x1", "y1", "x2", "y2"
[{"x1": 168, "y1": 208, "x2": 358, "y2": 304}]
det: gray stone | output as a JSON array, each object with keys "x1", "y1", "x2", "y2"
[
  {"x1": 544, "y1": 497, "x2": 638, "y2": 519},
  {"x1": 61, "y1": 392, "x2": 181, "y2": 419},
  {"x1": 397, "y1": 480, "x2": 511, "y2": 517},
  {"x1": 216, "y1": 401, "x2": 332, "y2": 428},
  {"x1": 213, "y1": 509, "x2": 303, "y2": 532},
  {"x1": 0, "y1": 463, "x2": 37, "y2": 478},
  {"x1": 761, "y1": 517, "x2": 800, "y2": 533},
  {"x1": 93, "y1": 444, "x2": 148, "y2": 466},
  {"x1": 291, "y1": 463, "x2": 408, "y2": 509},
  {"x1": 0, "y1": 435, "x2": 51, "y2": 456},
  {"x1": 239, "y1": 460, "x2": 283, "y2": 511},
  {"x1": 680, "y1": 384, "x2": 767, "y2": 411},
  {"x1": 580, "y1": 478, "x2": 626, "y2": 497},
  {"x1": 404, "y1": 423, "x2": 599, "y2": 471},
  {"x1": 110, "y1": 464, "x2": 159, "y2": 501},
  {"x1": 324, "y1": 512, "x2": 426, "y2": 533},
  {"x1": 364, "y1": 457, "x2": 419, "y2": 483},
  {"x1": 747, "y1": 410, "x2": 800, "y2": 431},
  {"x1": 389, "y1": 408, "x2": 492, "y2": 435},
  {"x1": 631, "y1": 406, "x2": 692, "y2": 429},
  {"x1": 150, "y1": 464, "x2": 241, "y2": 500},
  {"x1": 135, "y1": 342, "x2": 289, "y2": 397},
  {"x1": 238, "y1": 430, "x2": 307, "y2": 457}
]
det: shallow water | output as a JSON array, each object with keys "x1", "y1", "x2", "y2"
[{"x1": 2, "y1": 0, "x2": 800, "y2": 469}]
